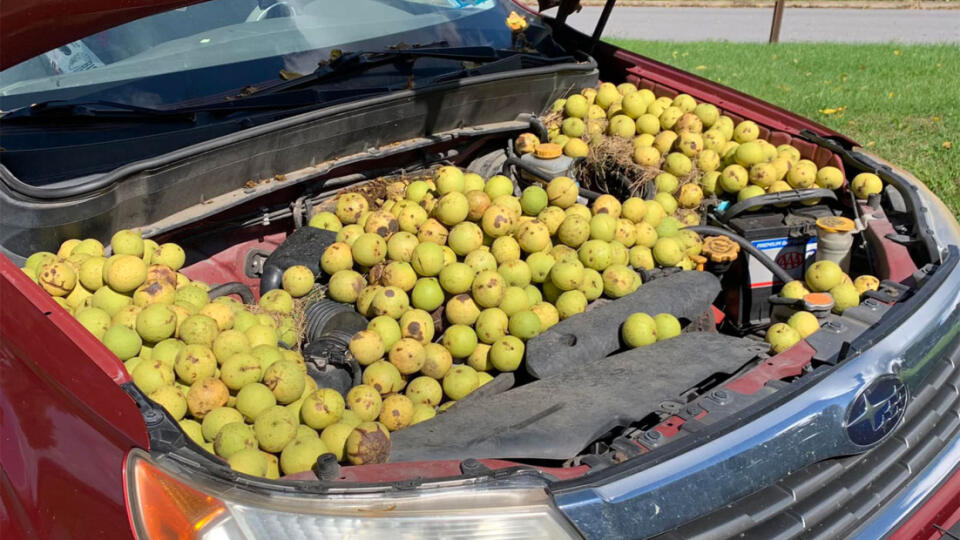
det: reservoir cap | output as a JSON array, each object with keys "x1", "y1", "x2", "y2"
[
  {"x1": 702, "y1": 236, "x2": 740, "y2": 263},
  {"x1": 534, "y1": 143, "x2": 563, "y2": 159},
  {"x1": 816, "y1": 216, "x2": 855, "y2": 233},
  {"x1": 803, "y1": 292, "x2": 835, "y2": 314}
]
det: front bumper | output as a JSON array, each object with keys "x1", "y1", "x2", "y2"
[
  {"x1": 645, "y1": 318, "x2": 960, "y2": 540},
  {"x1": 553, "y1": 156, "x2": 960, "y2": 539}
]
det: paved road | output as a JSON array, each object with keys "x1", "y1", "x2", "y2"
[{"x1": 561, "y1": 7, "x2": 960, "y2": 43}]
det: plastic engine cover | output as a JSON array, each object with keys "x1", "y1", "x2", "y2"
[
  {"x1": 525, "y1": 270, "x2": 722, "y2": 379},
  {"x1": 390, "y1": 333, "x2": 765, "y2": 462},
  {"x1": 260, "y1": 226, "x2": 338, "y2": 293}
]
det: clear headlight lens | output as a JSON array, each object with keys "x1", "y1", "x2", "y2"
[
  {"x1": 125, "y1": 451, "x2": 582, "y2": 540},
  {"x1": 912, "y1": 175, "x2": 960, "y2": 250},
  {"x1": 873, "y1": 155, "x2": 960, "y2": 251}
]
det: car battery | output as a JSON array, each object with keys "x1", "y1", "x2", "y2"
[{"x1": 722, "y1": 205, "x2": 835, "y2": 332}]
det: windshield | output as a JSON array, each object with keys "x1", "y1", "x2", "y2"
[
  {"x1": 0, "y1": 0, "x2": 527, "y2": 109},
  {"x1": 0, "y1": 0, "x2": 571, "y2": 186}
]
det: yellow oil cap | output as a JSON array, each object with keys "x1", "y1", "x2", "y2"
[
  {"x1": 702, "y1": 236, "x2": 740, "y2": 263},
  {"x1": 534, "y1": 143, "x2": 563, "y2": 159},
  {"x1": 816, "y1": 216, "x2": 855, "y2": 233}
]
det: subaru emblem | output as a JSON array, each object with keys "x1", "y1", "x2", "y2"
[{"x1": 845, "y1": 375, "x2": 908, "y2": 447}]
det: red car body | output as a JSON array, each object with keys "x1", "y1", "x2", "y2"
[
  {"x1": 0, "y1": 0, "x2": 205, "y2": 69},
  {"x1": 1, "y1": 254, "x2": 145, "y2": 539},
  {"x1": 0, "y1": 2, "x2": 956, "y2": 539}
]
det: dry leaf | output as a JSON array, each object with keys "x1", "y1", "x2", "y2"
[{"x1": 818, "y1": 106, "x2": 845, "y2": 115}]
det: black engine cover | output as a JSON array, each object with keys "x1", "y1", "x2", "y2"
[
  {"x1": 525, "y1": 270, "x2": 722, "y2": 379},
  {"x1": 389, "y1": 333, "x2": 766, "y2": 462},
  {"x1": 259, "y1": 226, "x2": 337, "y2": 293}
]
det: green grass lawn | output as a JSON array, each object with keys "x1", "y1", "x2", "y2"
[{"x1": 609, "y1": 40, "x2": 960, "y2": 217}]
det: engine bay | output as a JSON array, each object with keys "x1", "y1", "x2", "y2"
[{"x1": 15, "y1": 75, "x2": 929, "y2": 484}]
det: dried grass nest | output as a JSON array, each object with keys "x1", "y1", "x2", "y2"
[
  {"x1": 577, "y1": 136, "x2": 659, "y2": 197},
  {"x1": 241, "y1": 285, "x2": 325, "y2": 352},
  {"x1": 315, "y1": 168, "x2": 438, "y2": 213}
]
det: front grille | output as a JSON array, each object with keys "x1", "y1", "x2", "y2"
[{"x1": 655, "y1": 342, "x2": 960, "y2": 540}]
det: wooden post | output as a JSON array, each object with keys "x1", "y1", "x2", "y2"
[{"x1": 769, "y1": 0, "x2": 785, "y2": 43}]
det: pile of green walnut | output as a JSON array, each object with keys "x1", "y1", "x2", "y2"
[
  {"x1": 21, "y1": 231, "x2": 366, "y2": 479},
  {"x1": 536, "y1": 81, "x2": 885, "y2": 211},
  {"x1": 764, "y1": 261, "x2": 880, "y2": 353},
  {"x1": 19, "y1": 118, "x2": 885, "y2": 478},
  {"x1": 299, "y1": 165, "x2": 711, "y2": 437}
]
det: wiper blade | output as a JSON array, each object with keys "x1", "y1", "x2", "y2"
[
  {"x1": 248, "y1": 45, "x2": 570, "y2": 97},
  {"x1": 343, "y1": 45, "x2": 530, "y2": 63},
  {"x1": 1, "y1": 46, "x2": 574, "y2": 122},
  {"x1": 0, "y1": 86, "x2": 396, "y2": 122},
  {"x1": 1, "y1": 100, "x2": 195, "y2": 121},
  {"x1": 427, "y1": 51, "x2": 578, "y2": 84}
]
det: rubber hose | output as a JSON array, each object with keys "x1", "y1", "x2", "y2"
[
  {"x1": 207, "y1": 282, "x2": 256, "y2": 304},
  {"x1": 259, "y1": 265, "x2": 283, "y2": 295},
  {"x1": 528, "y1": 115, "x2": 549, "y2": 142},
  {"x1": 717, "y1": 188, "x2": 837, "y2": 223},
  {"x1": 686, "y1": 225, "x2": 795, "y2": 285}
]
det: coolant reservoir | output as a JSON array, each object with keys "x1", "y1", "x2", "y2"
[
  {"x1": 519, "y1": 143, "x2": 576, "y2": 183},
  {"x1": 815, "y1": 216, "x2": 856, "y2": 272}
]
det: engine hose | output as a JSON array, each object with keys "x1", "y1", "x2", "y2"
[
  {"x1": 528, "y1": 115, "x2": 549, "y2": 142},
  {"x1": 259, "y1": 265, "x2": 283, "y2": 296},
  {"x1": 207, "y1": 282, "x2": 256, "y2": 304},
  {"x1": 686, "y1": 225, "x2": 795, "y2": 285},
  {"x1": 717, "y1": 188, "x2": 837, "y2": 223},
  {"x1": 503, "y1": 156, "x2": 603, "y2": 200}
]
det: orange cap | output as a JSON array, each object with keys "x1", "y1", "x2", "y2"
[
  {"x1": 804, "y1": 292, "x2": 834, "y2": 307},
  {"x1": 702, "y1": 236, "x2": 740, "y2": 263},
  {"x1": 534, "y1": 143, "x2": 563, "y2": 159},
  {"x1": 816, "y1": 216, "x2": 855, "y2": 233}
]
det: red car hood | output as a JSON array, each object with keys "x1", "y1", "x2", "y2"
[
  {"x1": 0, "y1": 0, "x2": 204, "y2": 69},
  {"x1": 0, "y1": 0, "x2": 574, "y2": 71}
]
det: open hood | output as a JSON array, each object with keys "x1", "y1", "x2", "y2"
[
  {"x1": 0, "y1": 0, "x2": 597, "y2": 71},
  {"x1": 0, "y1": 0, "x2": 204, "y2": 69}
]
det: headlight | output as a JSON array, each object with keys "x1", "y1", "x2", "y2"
[
  {"x1": 124, "y1": 450, "x2": 582, "y2": 540},
  {"x1": 867, "y1": 154, "x2": 960, "y2": 251},
  {"x1": 911, "y1": 175, "x2": 960, "y2": 250}
]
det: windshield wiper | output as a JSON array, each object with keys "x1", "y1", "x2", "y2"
[
  {"x1": 2, "y1": 46, "x2": 574, "y2": 123},
  {"x1": 245, "y1": 45, "x2": 575, "y2": 98},
  {"x1": 0, "y1": 100, "x2": 197, "y2": 121},
  {"x1": 0, "y1": 86, "x2": 396, "y2": 122}
]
